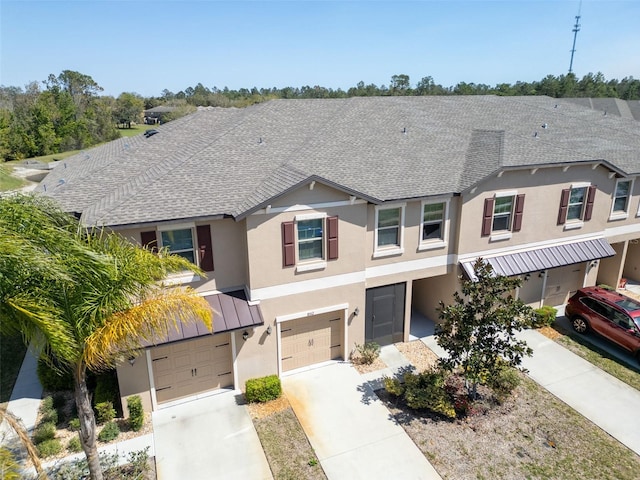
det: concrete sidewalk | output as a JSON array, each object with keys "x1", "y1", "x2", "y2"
[
  {"x1": 518, "y1": 328, "x2": 640, "y2": 456},
  {"x1": 152, "y1": 390, "x2": 272, "y2": 480},
  {"x1": 282, "y1": 362, "x2": 442, "y2": 480}
]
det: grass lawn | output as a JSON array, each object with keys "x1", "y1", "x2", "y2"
[
  {"x1": 544, "y1": 324, "x2": 640, "y2": 391},
  {"x1": 0, "y1": 332, "x2": 28, "y2": 405},
  {"x1": 0, "y1": 165, "x2": 26, "y2": 191},
  {"x1": 116, "y1": 124, "x2": 151, "y2": 138}
]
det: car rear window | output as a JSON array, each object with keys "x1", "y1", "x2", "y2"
[{"x1": 615, "y1": 298, "x2": 640, "y2": 310}]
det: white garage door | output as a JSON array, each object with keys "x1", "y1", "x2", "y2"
[
  {"x1": 151, "y1": 333, "x2": 232, "y2": 404},
  {"x1": 281, "y1": 312, "x2": 342, "y2": 372}
]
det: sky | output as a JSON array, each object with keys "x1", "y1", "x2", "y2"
[{"x1": 1, "y1": 0, "x2": 638, "y2": 98}]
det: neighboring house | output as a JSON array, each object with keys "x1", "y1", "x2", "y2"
[
  {"x1": 143, "y1": 105, "x2": 177, "y2": 124},
  {"x1": 37, "y1": 96, "x2": 640, "y2": 414}
]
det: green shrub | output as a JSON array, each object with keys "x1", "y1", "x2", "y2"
[
  {"x1": 37, "y1": 355, "x2": 73, "y2": 391},
  {"x1": 127, "y1": 395, "x2": 144, "y2": 432},
  {"x1": 0, "y1": 447, "x2": 21, "y2": 480},
  {"x1": 402, "y1": 367, "x2": 456, "y2": 419},
  {"x1": 98, "y1": 421, "x2": 120, "y2": 442},
  {"x1": 39, "y1": 396, "x2": 59, "y2": 425},
  {"x1": 68, "y1": 417, "x2": 81, "y2": 431},
  {"x1": 67, "y1": 435, "x2": 82, "y2": 453},
  {"x1": 531, "y1": 306, "x2": 558, "y2": 328},
  {"x1": 33, "y1": 421, "x2": 56, "y2": 444},
  {"x1": 95, "y1": 401, "x2": 116, "y2": 424},
  {"x1": 245, "y1": 375, "x2": 282, "y2": 403},
  {"x1": 353, "y1": 342, "x2": 381, "y2": 365},
  {"x1": 383, "y1": 376, "x2": 405, "y2": 397},
  {"x1": 37, "y1": 438, "x2": 63, "y2": 458},
  {"x1": 487, "y1": 365, "x2": 521, "y2": 401}
]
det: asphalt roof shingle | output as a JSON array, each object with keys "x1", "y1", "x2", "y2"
[{"x1": 38, "y1": 96, "x2": 640, "y2": 227}]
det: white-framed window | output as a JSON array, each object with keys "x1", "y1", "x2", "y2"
[
  {"x1": 282, "y1": 213, "x2": 338, "y2": 271},
  {"x1": 558, "y1": 182, "x2": 595, "y2": 229},
  {"x1": 492, "y1": 196, "x2": 514, "y2": 231},
  {"x1": 611, "y1": 178, "x2": 632, "y2": 220},
  {"x1": 567, "y1": 186, "x2": 587, "y2": 221},
  {"x1": 374, "y1": 204, "x2": 405, "y2": 257},
  {"x1": 159, "y1": 226, "x2": 196, "y2": 263},
  {"x1": 419, "y1": 199, "x2": 449, "y2": 250},
  {"x1": 297, "y1": 218, "x2": 324, "y2": 261},
  {"x1": 482, "y1": 191, "x2": 524, "y2": 240}
]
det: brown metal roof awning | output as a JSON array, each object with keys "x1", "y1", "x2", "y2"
[
  {"x1": 461, "y1": 237, "x2": 616, "y2": 280},
  {"x1": 148, "y1": 290, "x2": 263, "y2": 347}
]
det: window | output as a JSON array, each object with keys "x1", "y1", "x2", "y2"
[
  {"x1": 373, "y1": 204, "x2": 405, "y2": 257},
  {"x1": 558, "y1": 185, "x2": 596, "y2": 226},
  {"x1": 161, "y1": 228, "x2": 195, "y2": 263},
  {"x1": 140, "y1": 223, "x2": 214, "y2": 279},
  {"x1": 611, "y1": 179, "x2": 632, "y2": 219},
  {"x1": 481, "y1": 193, "x2": 525, "y2": 238},
  {"x1": 282, "y1": 216, "x2": 338, "y2": 268},
  {"x1": 492, "y1": 196, "x2": 513, "y2": 231},
  {"x1": 377, "y1": 207, "x2": 401, "y2": 246},
  {"x1": 422, "y1": 202, "x2": 445, "y2": 241},
  {"x1": 297, "y1": 219, "x2": 323, "y2": 260},
  {"x1": 567, "y1": 187, "x2": 586, "y2": 221}
]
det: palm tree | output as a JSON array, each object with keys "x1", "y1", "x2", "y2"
[{"x1": 0, "y1": 194, "x2": 212, "y2": 480}]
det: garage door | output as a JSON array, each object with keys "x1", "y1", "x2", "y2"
[
  {"x1": 151, "y1": 333, "x2": 232, "y2": 404},
  {"x1": 281, "y1": 312, "x2": 342, "y2": 372}
]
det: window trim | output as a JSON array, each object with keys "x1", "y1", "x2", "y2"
[
  {"x1": 373, "y1": 203, "x2": 405, "y2": 258},
  {"x1": 560, "y1": 182, "x2": 594, "y2": 230},
  {"x1": 419, "y1": 199, "x2": 449, "y2": 251},
  {"x1": 483, "y1": 190, "x2": 524, "y2": 241},
  {"x1": 294, "y1": 212, "x2": 327, "y2": 271},
  {"x1": 610, "y1": 178, "x2": 633, "y2": 220},
  {"x1": 158, "y1": 223, "x2": 197, "y2": 264}
]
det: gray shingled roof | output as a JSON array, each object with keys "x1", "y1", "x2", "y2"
[{"x1": 38, "y1": 96, "x2": 640, "y2": 227}]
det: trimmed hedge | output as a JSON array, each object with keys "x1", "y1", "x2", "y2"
[
  {"x1": 127, "y1": 395, "x2": 144, "y2": 432},
  {"x1": 98, "y1": 421, "x2": 120, "y2": 442},
  {"x1": 531, "y1": 306, "x2": 558, "y2": 328},
  {"x1": 245, "y1": 375, "x2": 282, "y2": 403}
]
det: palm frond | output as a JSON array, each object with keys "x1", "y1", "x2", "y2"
[{"x1": 84, "y1": 289, "x2": 212, "y2": 370}]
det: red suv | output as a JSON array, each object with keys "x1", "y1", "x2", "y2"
[{"x1": 565, "y1": 286, "x2": 640, "y2": 360}]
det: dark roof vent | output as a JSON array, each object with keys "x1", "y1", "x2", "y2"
[
  {"x1": 534, "y1": 131, "x2": 539, "y2": 138},
  {"x1": 542, "y1": 123, "x2": 548, "y2": 129},
  {"x1": 258, "y1": 137, "x2": 263, "y2": 144},
  {"x1": 402, "y1": 127, "x2": 407, "y2": 134},
  {"x1": 144, "y1": 129, "x2": 159, "y2": 138}
]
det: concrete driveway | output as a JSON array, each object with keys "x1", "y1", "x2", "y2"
[
  {"x1": 282, "y1": 362, "x2": 442, "y2": 480},
  {"x1": 153, "y1": 391, "x2": 272, "y2": 480}
]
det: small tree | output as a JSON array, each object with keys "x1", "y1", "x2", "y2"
[{"x1": 436, "y1": 258, "x2": 534, "y2": 398}]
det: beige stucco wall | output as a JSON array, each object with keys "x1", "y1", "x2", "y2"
[
  {"x1": 364, "y1": 197, "x2": 459, "y2": 268},
  {"x1": 411, "y1": 269, "x2": 460, "y2": 322},
  {"x1": 119, "y1": 218, "x2": 248, "y2": 292},
  {"x1": 598, "y1": 242, "x2": 626, "y2": 287},
  {"x1": 245, "y1": 197, "x2": 367, "y2": 292},
  {"x1": 458, "y1": 165, "x2": 627, "y2": 255},
  {"x1": 623, "y1": 240, "x2": 640, "y2": 282},
  {"x1": 116, "y1": 352, "x2": 152, "y2": 418}
]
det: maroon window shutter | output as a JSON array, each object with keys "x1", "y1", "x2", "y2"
[
  {"x1": 196, "y1": 225, "x2": 214, "y2": 271},
  {"x1": 482, "y1": 198, "x2": 494, "y2": 236},
  {"x1": 140, "y1": 231, "x2": 158, "y2": 253},
  {"x1": 326, "y1": 216, "x2": 339, "y2": 260},
  {"x1": 513, "y1": 194, "x2": 525, "y2": 232},
  {"x1": 557, "y1": 189, "x2": 570, "y2": 225},
  {"x1": 282, "y1": 221, "x2": 295, "y2": 267},
  {"x1": 584, "y1": 185, "x2": 597, "y2": 221}
]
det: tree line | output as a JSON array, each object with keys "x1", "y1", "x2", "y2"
[{"x1": 1, "y1": 70, "x2": 639, "y2": 162}]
